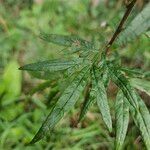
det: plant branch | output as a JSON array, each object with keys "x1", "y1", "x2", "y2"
[{"x1": 105, "y1": 0, "x2": 137, "y2": 54}]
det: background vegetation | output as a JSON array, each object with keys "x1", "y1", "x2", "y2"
[{"x1": 0, "y1": 0, "x2": 149, "y2": 149}]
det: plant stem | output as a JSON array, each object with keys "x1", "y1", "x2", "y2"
[{"x1": 105, "y1": 0, "x2": 137, "y2": 54}]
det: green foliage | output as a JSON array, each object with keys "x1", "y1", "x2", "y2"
[
  {"x1": 18, "y1": 2, "x2": 150, "y2": 149},
  {"x1": 108, "y1": 63, "x2": 150, "y2": 149},
  {"x1": 1, "y1": 0, "x2": 150, "y2": 149},
  {"x1": 0, "y1": 60, "x2": 22, "y2": 105},
  {"x1": 30, "y1": 67, "x2": 89, "y2": 144},
  {"x1": 92, "y1": 67, "x2": 112, "y2": 132},
  {"x1": 40, "y1": 33, "x2": 95, "y2": 52},
  {"x1": 19, "y1": 59, "x2": 83, "y2": 72},
  {"x1": 117, "y1": 2, "x2": 150, "y2": 45},
  {"x1": 115, "y1": 91, "x2": 129, "y2": 150},
  {"x1": 78, "y1": 81, "x2": 93, "y2": 122},
  {"x1": 121, "y1": 67, "x2": 150, "y2": 79},
  {"x1": 130, "y1": 78, "x2": 150, "y2": 96}
]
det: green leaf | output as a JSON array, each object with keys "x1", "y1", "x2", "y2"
[
  {"x1": 19, "y1": 59, "x2": 82, "y2": 72},
  {"x1": 130, "y1": 78, "x2": 150, "y2": 96},
  {"x1": 115, "y1": 91, "x2": 129, "y2": 150},
  {"x1": 40, "y1": 33, "x2": 95, "y2": 51},
  {"x1": 121, "y1": 67, "x2": 150, "y2": 79},
  {"x1": 117, "y1": 2, "x2": 150, "y2": 45},
  {"x1": 102, "y1": 66, "x2": 110, "y2": 88},
  {"x1": 108, "y1": 64, "x2": 138, "y2": 108},
  {"x1": 130, "y1": 92, "x2": 150, "y2": 149},
  {"x1": 108, "y1": 64, "x2": 150, "y2": 148},
  {"x1": 78, "y1": 81, "x2": 94, "y2": 122},
  {"x1": 92, "y1": 67, "x2": 112, "y2": 132},
  {"x1": 29, "y1": 67, "x2": 89, "y2": 144}
]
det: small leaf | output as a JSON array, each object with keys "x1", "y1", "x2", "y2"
[
  {"x1": 115, "y1": 91, "x2": 129, "y2": 150},
  {"x1": 130, "y1": 78, "x2": 150, "y2": 96},
  {"x1": 40, "y1": 33, "x2": 95, "y2": 51},
  {"x1": 29, "y1": 67, "x2": 90, "y2": 144},
  {"x1": 92, "y1": 67, "x2": 112, "y2": 132},
  {"x1": 108, "y1": 64, "x2": 150, "y2": 148},
  {"x1": 19, "y1": 59, "x2": 82, "y2": 72},
  {"x1": 78, "y1": 81, "x2": 94, "y2": 122}
]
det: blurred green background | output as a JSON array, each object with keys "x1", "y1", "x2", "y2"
[{"x1": 0, "y1": 0, "x2": 149, "y2": 149}]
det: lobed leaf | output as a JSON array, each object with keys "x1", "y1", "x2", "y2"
[
  {"x1": 29, "y1": 66, "x2": 90, "y2": 144},
  {"x1": 117, "y1": 2, "x2": 150, "y2": 45},
  {"x1": 108, "y1": 64, "x2": 150, "y2": 148},
  {"x1": 92, "y1": 67, "x2": 112, "y2": 132},
  {"x1": 19, "y1": 59, "x2": 82, "y2": 72},
  {"x1": 115, "y1": 91, "x2": 129, "y2": 150}
]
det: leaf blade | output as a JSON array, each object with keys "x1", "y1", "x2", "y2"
[
  {"x1": 115, "y1": 91, "x2": 129, "y2": 150},
  {"x1": 92, "y1": 67, "x2": 112, "y2": 132},
  {"x1": 78, "y1": 81, "x2": 94, "y2": 122},
  {"x1": 40, "y1": 33, "x2": 95, "y2": 51},
  {"x1": 19, "y1": 59, "x2": 82, "y2": 72}
]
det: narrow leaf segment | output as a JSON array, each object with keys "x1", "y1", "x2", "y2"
[
  {"x1": 40, "y1": 33, "x2": 95, "y2": 51},
  {"x1": 78, "y1": 81, "x2": 94, "y2": 122},
  {"x1": 92, "y1": 67, "x2": 112, "y2": 132},
  {"x1": 115, "y1": 91, "x2": 129, "y2": 150},
  {"x1": 19, "y1": 59, "x2": 82, "y2": 72}
]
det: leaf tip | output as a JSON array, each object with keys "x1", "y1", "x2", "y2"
[{"x1": 28, "y1": 133, "x2": 42, "y2": 145}]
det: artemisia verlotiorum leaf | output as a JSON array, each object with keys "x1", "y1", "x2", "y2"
[{"x1": 20, "y1": 3, "x2": 150, "y2": 148}]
